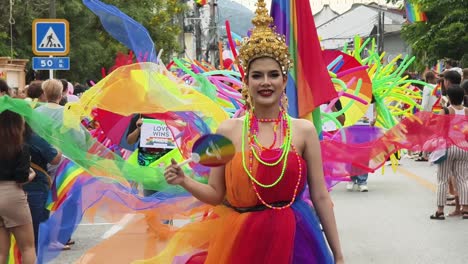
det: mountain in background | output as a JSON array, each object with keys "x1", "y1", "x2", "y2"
[{"x1": 217, "y1": 0, "x2": 253, "y2": 37}]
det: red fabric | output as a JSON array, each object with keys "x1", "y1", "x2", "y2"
[
  {"x1": 226, "y1": 151, "x2": 303, "y2": 263},
  {"x1": 255, "y1": 150, "x2": 306, "y2": 204},
  {"x1": 295, "y1": 0, "x2": 337, "y2": 116}
]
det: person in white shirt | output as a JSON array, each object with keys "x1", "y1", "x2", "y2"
[{"x1": 421, "y1": 71, "x2": 437, "y2": 112}]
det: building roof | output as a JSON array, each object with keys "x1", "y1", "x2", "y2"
[{"x1": 317, "y1": 4, "x2": 405, "y2": 49}]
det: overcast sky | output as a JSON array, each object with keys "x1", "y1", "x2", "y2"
[{"x1": 230, "y1": 0, "x2": 401, "y2": 13}]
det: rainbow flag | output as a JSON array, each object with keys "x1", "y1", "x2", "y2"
[
  {"x1": 405, "y1": 1, "x2": 427, "y2": 23},
  {"x1": 47, "y1": 159, "x2": 90, "y2": 211},
  {"x1": 432, "y1": 60, "x2": 444, "y2": 74},
  {"x1": 431, "y1": 83, "x2": 441, "y2": 97},
  {"x1": 271, "y1": 0, "x2": 337, "y2": 118},
  {"x1": 195, "y1": 0, "x2": 207, "y2": 6},
  {"x1": 7, "y1": 236, "x2": 21, "y2": 264}
]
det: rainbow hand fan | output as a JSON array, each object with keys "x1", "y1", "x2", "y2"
[{"x1": 179, "y1": 134, "x2": 235, "y2": 167}]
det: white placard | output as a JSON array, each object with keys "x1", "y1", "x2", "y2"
[{"x1": 139, "y1": 119, "x2": 176, "y2": 149}]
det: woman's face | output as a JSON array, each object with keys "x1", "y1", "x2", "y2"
[
  {"x1": 246, "y1": 57, "x2": 287, "y2": 109},
  {"x1": 17, "y1": 87, "x2": 27, "y2": 99}
]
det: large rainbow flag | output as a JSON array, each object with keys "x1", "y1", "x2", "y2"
[
  {"x1": 47, "y1": 159, "x2": 91, "y2": 211},
  {"x1": 271, "y1": 0, "x2": 337, "y2": 118},
  {"x1": 405, "y1": 1, "x2": 427, "y2": 23}
]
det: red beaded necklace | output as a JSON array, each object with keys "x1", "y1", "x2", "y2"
[
  {"x1": 244, "y1": 110, "x2": 303, "y2": 210},
  {"x1": 248, "y1": 145, "x2": 303, "y2": 210},
  {"x1": 249, "y1": 111, "x2": 284, "y2": 151}
]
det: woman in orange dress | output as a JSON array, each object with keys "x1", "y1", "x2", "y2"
[{"x1": 161, "y1": 1, "x2": 344, "y2": 263}]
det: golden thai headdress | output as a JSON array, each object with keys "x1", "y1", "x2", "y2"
[{"x1": 237, "y1": 0, "x2": 292, "y2": 75}]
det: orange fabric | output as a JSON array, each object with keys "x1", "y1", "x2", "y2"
[{"x1": 81, "y1": 151, "x2": 306, "y2": 264}]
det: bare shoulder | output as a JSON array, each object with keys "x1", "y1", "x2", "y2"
[
  {"x1": 291, "y1": 118, "x2": 317, "y2": 134},
  {"x1": 216, "y1": 117, "x2": 244, "y2": 137}
]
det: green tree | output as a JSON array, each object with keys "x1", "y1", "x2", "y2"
[
  {"x1": 0, "y1": 0, "x2": 186, "y2": 83},
  {"x1": 388, "y1": 0, "x2": 468, "y2": 70}
]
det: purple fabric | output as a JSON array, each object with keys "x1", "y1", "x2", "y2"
[
  {"x1": 292, "y1": 200, "x2": 334, "y2": 264},
  {"x1": 271, "y1": 0, "x2": 291, "y2": 45}
]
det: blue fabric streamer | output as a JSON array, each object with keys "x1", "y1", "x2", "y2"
[{"x1": 83, "y1": 0, "x2": 157, "y2": 62}]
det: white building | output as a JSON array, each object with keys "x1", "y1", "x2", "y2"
[{"x1": 316, "y1": 3, "x2": 409, "y2": 61}]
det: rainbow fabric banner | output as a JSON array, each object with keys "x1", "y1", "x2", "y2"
[
  {"x1": 47, "y1": 159, "x2": 91, "y2": 211},
  {"x1": 7, "y1": 236, "x2": 21, "y2": 264},
  {"x1": 271, "y1": 0, "x2": 337, "y2": 118},
  {"x1": 405, "y1": 1, "x2": 427, "y2": 23}
]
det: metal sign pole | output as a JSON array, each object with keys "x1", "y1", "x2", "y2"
[{"x1": 49, "y1": 55, "x2": 54, "y2": 79}]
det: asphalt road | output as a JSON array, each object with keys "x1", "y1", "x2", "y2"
[{"x1": 48, "y1": 157, "x2": 467, "y2": 264}]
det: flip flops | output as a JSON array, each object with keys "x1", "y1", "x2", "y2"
[
  {"x1": 462, "y1": 212, "x2": 468, "y2": 220},
  {"x1": 429, "y1": 211, "x2": 445, "y2": 220}
]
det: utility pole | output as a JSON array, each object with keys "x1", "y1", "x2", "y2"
[
  {"x1": 49, "y1": 0, "x2": 56, "y2": 18},
  {"x1": 206, "y1": 0, "x2": 219, "y2": 66},
  {"x1": 194, "y1": 2, "x2": 202, "y2": 61},
  {"x1": 177, "y1": 5, "x2": 186, "y2": 59},
  {"x1": 377, "y1": 10, "x2": 385, "y2": 54}
]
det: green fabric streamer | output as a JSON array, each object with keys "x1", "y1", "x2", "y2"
[{"x1": 0, "y1": 96, "x2": 203, "y2": 193}]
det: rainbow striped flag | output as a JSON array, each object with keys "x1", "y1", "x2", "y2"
[
  {"x1": 271, "y1": 0, "x2": 337, "y2": 118},
  {"x1": 405, "y1": 1, "x2": 427, "y2": 23},
  {"x1": 7, "y1": 236, "x2": 21, "y2": 264},
  {"x1": 47, "y1": 159, "x2": 90, "y2": 211},
  {"x1": 195, "y1": 0, "x2": 207, "y2": 6},
  {"x1": 431, "y1": 83, "x2": 441, "y2": 97},
  {"x1": 432, "y1": 60, "x2": 444, "y2": 74}
]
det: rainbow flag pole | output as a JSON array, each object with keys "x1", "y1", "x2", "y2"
[
  {"x1": 271, "y1": 0, "x2": 337, "y2": 135},
  {"x1": 405, "y1": 1, "x2": 427, "y2": 23}
]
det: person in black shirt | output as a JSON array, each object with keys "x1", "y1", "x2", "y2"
[
  {"x1": 127, "y1": 114, "x2": 172, "y2": 196},
  {"x1": 23, "y1": 124, "x2": 62, "y2": 250},
  {"x1": 0, "y1": 110, "x2": 36, "y2": 264}
]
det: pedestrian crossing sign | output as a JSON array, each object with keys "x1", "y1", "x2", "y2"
[{"x1": 32, "y1": 19, "x2": 69, "y2": 56}]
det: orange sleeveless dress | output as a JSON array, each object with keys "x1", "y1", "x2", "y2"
[{"x1": 143, "y1": 149, "x2": 334, "y2": 264}]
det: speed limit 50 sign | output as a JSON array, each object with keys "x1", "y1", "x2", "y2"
[{"x1": 32, "y1": 57, "x2": 70, "y2": 70}]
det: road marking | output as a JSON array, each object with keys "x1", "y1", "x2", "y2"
[
  {"x1": 100, "y1": 214, "x2": 135, "y2": 239},
  {"x1": 397, "y1": 167, "x2": 436, "y2": 192}
]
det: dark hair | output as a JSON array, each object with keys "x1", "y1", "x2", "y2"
[
  {"x1": 60, "y1": 79, "x2": 68, "y2": 93},
  {"x1": 447, "y1": 85, "x2": 465, "y2": 105},
  {"x1": 445, "y1": 59, "x2": 457, "y2": 68},
  {"x1": 425, "y1": 71, "x2": 436, "y2": 82},
  {"x1": 461, "y1": 80, "x2": 468, "y2": 95},
  {"x1": 0, "y1": 111, "x2": 25, "y2": 160},
  {"x1": 73, "y1": 84, "x2": 86, "y2": 95},
  {"x1": 0, "y1": 79, "x2": 10, "y2": 95},
  {"x1": 27, "y1": 81, "x2": 44, "y2": 99},
  {"x1": 444, "y1": 70, "x2": 461, "y2": 85}
]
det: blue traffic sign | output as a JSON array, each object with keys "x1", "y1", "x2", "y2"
[
  {"x1": 32, "y1": 57, "x2": 70, "y2": 70},
  {"x1": 33, "y1": 19, "x2": 69, "y2": 56}
]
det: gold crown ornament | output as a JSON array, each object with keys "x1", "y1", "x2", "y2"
[{"x1": 237, "y1": 0, "x2": 292, "y2": 75}]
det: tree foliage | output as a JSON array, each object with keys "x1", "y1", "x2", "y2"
[
  {"x1": 387, "y1": 0, "x2": 468, "y2": 70},
  {"x1": 0, "y1": 0, "x2": 186, "y2": 83}
]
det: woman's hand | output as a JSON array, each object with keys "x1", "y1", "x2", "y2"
[
  {"x1": 28, "y1": 168, "x2": 36, "y2": 182},
  {"x1": 164, "y1": 159, "x2": 186, "y2": 185},
  {"x1": 136, "y1": 118, "x2": 143, "y2": 129}
]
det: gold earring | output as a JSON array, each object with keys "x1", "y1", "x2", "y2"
[
  {"x1": 241, "y1": 83, "x2": 253, "y2": 110},
  {"x1": 280, "y1": 90, "x2": 288, "y2": 111}
]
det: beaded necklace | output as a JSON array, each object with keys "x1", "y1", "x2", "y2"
[
  {"x1": 251, "y1": 111, "x2": 284, "y2": 150},
  {"x1": 241, "y1": 109, "x2": 303, "y2": 209},
  {"x1": 241, "y1": 110, "x2": 291, "y2": 188},
  {"x1": 249, "y1": 145, "x2": 303, "y2": 210}
]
